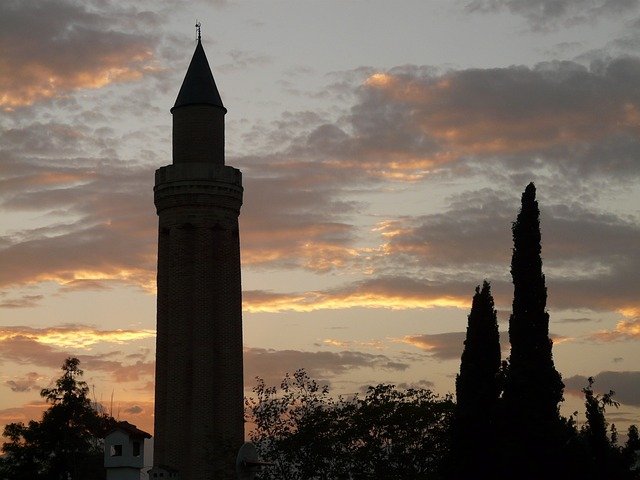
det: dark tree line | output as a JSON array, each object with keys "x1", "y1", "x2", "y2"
[
  {"x1": 247, "y1": 183, "x2": 639, "y2": 479},
  {"x1": 246, "y1": 370, "x2": 455, "y2": 479},
  {"x1": 453, "y1": 183, "x2": 639, "y2": 480}
]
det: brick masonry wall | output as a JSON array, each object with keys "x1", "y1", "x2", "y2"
[
  {"x1": 172, "y1": 105, "x2": 225, "y2": 165},
  {"x1": 154, "y1": 162, "x2": 243, "y2": 480}
]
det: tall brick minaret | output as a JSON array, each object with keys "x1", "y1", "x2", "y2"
[{"x1": 152, "y1": 32, "x2": 244, "y2": 480}]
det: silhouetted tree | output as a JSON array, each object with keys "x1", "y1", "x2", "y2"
[
  {"x1": 0, "y1": 357, "x2": 116, "y2": 480},
  {"x1": 623, "y1": 425, "x2": 640, "y2": 472},
  {"x1": 500, "y1": 183, "x2": 565, "y2": 479},
  {"x1": 575, "y1": 378, "x2": 640, "y2": 479},
  {"x1": 582, "y1": 377, "x2": 618, "y2": 458},
  {"x1": 451, "y1": 281, "x2": 501, "y2": 478},
  {"x1": 246, "y1": 369, "x2": 454, "y2": 479}
]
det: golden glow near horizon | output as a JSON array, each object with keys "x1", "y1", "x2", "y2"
[
  {"x1": 243, "y1": 291, "x2": 469, "y2": 313},
  {"x1": 0, "y1": 326, "x2": 155, "y2": 350}
]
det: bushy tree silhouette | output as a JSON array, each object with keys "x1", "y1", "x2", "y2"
[
  {"x1": 452, "y1": 281, "x2": 501, "y2": 478},
  {"x1": 501, "y1": 183, "x2": 564, "y2": 479},
  {"x1": 0, "y1": 358, "x2": 116, "y2": 480},
  {"x1": 246, "y1": 369, "x2": 454, "y2": 479}
]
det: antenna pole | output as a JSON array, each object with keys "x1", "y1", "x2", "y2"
[{"x1": 196, "y1": 21, "x2": 201, "y2": 42}]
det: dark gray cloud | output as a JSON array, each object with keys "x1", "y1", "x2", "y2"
[
  {"x1": 0, "y1": 294, "x2": 44, "y2": 309},
  {"x1": 238, "y1": 57, "x2": 640, "y2": 187},
  {"x1": 4, "y1": 372, "x2": 42, "y2": 392},
  {"x1": 370, "y1": 187, "x2": 640, "y2": 315},
  {"x1": 555, "y1": 317, "x2": 597, "y2": 324},
  {"x1": 466, "y1": 0, "x2": 640, "y2": 30},
  {"x1": 218, "y1": 49, "x2": 272, "y2": 73},
  {"x1": 564, "y1": 371, "x2": 640, "y2": 406},
  {"x1": 244, "y1": 347, "x2": 409, "y2": 387},
  {"x1": 400, "y1": 332, "x2": 468, "y2": 361},
  {"x1": 0, "y1": 152, "x2": 156, "y2": 289},
  {"x1": 401, "y1": 330, "x2": 519, "y2": 361},
  {"x1": 0, "y1": 0, "x2": 160, "y2": 109},
  {"x1": 123, "y1": 405, "x2": 144, "y2": 415}
]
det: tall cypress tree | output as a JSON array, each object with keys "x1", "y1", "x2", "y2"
[
  {"x1": 501, "y1": 183, "x2": 564, "y2": 478},
  {"x1": 453, "y1": 281, "x2": 501, "y2": 478}
]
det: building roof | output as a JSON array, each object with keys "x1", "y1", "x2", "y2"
[
  {"x1": 107, "y1": 421, "x2": 152, "y2": 439},
  {"x1": 172, "y1": 39, "x2": 225, "y2": 112}
]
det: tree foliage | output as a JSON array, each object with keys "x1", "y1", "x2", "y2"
[
  {"x1": 567, "y1": 378, "x2": 640, "y2": 480},
  {"x1": 0, "y1": 357, "x2": 116, "y2": 480},
  {"x1": 500, "y1": 182, "x2": 565, "y2": 478},
  {"x1": 453, "y1": 281, "x2": 501, "y2": 478},
  {"x1": 245, "y1": 369, "x2": 454, "y2": 479}
]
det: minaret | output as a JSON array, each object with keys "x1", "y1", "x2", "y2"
[{"x1": 153, "y1": 29, "x2": 244, "y2": 480}]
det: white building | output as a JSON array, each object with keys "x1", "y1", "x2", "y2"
[{"x1": 104, "y1": 421, "x2": 152, "y2": 480}]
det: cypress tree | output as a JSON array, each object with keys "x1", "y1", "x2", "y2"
[
  {"x1": 453, "y1": 281, "x2": 501, "y2": 478},
  {"x1": 501, "y1": 183, "x2": 564, "y2": 478}
]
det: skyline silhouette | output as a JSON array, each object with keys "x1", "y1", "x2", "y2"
[{"x1": 0, "y1": 0, "x2": 639, "y2": 446}]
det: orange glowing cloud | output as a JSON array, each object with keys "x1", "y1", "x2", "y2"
[
  {"x1": 243, "y1": 279, "x2": 469, "y2": 313},
  {"x1": 590, "y1": 317, "x2": 640, "y2": 342},
  {"x1": 323, "y1": 338, "x2": 385, "y2": 350},
  {"x1": 0, "y1": 325, "x2": 155, "y2": 350},
  {"x1": 0, "y1": 65, "x2": 148, "y2": 110},
  {"x1": 359, "y1": 61, "x2": 640, "y2": 162},
  {"x1": 398, "y1": 332, "x2": 467, "y2": 360},
  {"x1": 0, "y1": 2, "x2": 159, "y2": 110},
  {"x1": 243, "y1": 292, "x2": 467, "y2": 313}
]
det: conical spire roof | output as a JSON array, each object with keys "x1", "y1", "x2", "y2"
[{"x1": 172, "y1": 39, "x2": 225, "y2": 112}]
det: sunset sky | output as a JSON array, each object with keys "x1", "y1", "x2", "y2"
[{"x1": 1, "y1": 0, "x2": 639, "y2": 446}]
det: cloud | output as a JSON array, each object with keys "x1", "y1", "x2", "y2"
[
  {"x1": 112, "y1": 400, "x2": 154, "y2": 434},
  {"x1": 244, "y1": 347, "x2": 409, "y2": 387},
  {"x1": 0, "y1": 145, "x2": 158, "y2": 291},
  {"x1": 0, "y1": 325, "x2": 155, "y2": 384},
  {"x1": 4, "y1": 372, "x2": 43, "y2": 393},
  {"x1": 555, "y1": 317, "x2": 597, "y2": 324},
  {"x1": 0, "y1": 294, "x2": 44, "y2": 309},
  {"x1": 564, "y1": 371, "x2": 640, "y2": 406},
  {"x1": 354, "y1": 60, "x2": 640, "y2": 179},
  {"x1": 374, "y1": 188, "x2": 513, "y2": 271},
  {"x1": 365, "y1": 188, "x2": 640, "y2": 316},
  {"x1": 399, "y1": 332, "x2": 468, "y2": 360},
  {"x1": 243, "y1": 276, "x2": 471, "y2": 313},
  {"x1": 322, "y1": 339, "x2": 385, "y2": 350},
  {"x1": 123, "y1": 405, "x2": 144, "y2": 415},
  {"x1": 0, "y1": 325, "x2": 155, "y2": 350},
  {"x1": 0, "y1": 326, "x2": 410, "y2": 393},
  {"x1": 218, "y1": 49, "x2": 271, "y2": 73},
  {"x1": 396, "y1": 379, "x2": 436, "y2": 390},
  {"x1": 0, "y1": 0, "x2": 159, "y2": 109},
  {"x1": 243, "y1": 173, "x2": 640, "y2": 319},
  {"x1": 589, "y1": 318, "x2": 640, "y2": 342},
  {"x1": 466, "y1": 0, "x2": 640, "y2": 30},
  {"x1": 2, "y1": 51, "x2": 640, "y2": 324}
]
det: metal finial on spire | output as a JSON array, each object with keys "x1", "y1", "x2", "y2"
[{"x1": 196, "y1": 21, "x2": 201, "y2": 42}]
